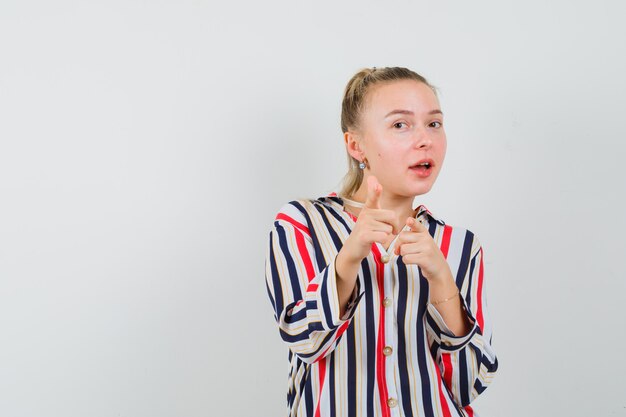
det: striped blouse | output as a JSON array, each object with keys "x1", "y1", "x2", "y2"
[{"x1": 265, "y1": 194, "x2": 498, "y2": 417}]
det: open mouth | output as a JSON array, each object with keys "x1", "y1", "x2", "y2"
[{"x1": 409, "y1": 159, "x2": 434, "y2": 176}]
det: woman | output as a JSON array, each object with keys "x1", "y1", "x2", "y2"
[{"x1": 265, "y1": 67, "x2": 498, "y2": 417}]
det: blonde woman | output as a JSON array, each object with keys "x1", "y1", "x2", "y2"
[{"x1": 265, "y1": 67, "x2": 498, "y2": 417}]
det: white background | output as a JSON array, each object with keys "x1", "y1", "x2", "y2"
[{"x1": 1, "y1": 1, "x2": 625, "y2": 416}]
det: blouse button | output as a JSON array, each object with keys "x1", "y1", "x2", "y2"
[
  {"x1": 387, "y1": 398, "x2": 398, "y2": 408},
  {"x1": 383, "y1": 346, "x2": 393, "y2": 356},
  {"x1": 381, "y1": 254, "x2": 390, "y2": 264},
  {"x1": 382, "y1": 298, "x2": 392, "y2": 307}
]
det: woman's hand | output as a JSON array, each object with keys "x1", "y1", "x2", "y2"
[
  {"x1": 335, "y1": 175, "x2": 398, "y2": 315},
  {"x1": 395, "y1": 217, "x2": 473, "y2": 335},
  {"x1": 394, "y1": 217, "x2": 451, "y2": 283},
  {"x1": 341, "y1": 176, "x2": 398, "y2": 263}
]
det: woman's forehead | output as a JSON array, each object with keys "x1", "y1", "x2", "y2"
[{"x1": 365, "y1": 80, "x2": 440, "y2": 116}]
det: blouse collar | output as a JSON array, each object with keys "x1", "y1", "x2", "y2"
[{"x1": 318, "y1": 192, "x2": 446, "y2": 226}]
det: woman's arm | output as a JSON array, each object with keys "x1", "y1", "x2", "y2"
[
  {"x1": 266, "y1": 179, "x2": 399, "y2": 363},
  {"x1": 428, "y1": 272, "x2": 473, "y2": 336},
  {"x1": 334, "y1": 241, "x2": 364, "y2": 317},
  {"x1": 396, "y1": 218, "x2": 498, "y2": 406},
  {"x1": 424, "y1": 238, "x2": 499, "y2": 408},
  {"x1": 265, "y1": 202, "x2": 364, "y2": 364}
]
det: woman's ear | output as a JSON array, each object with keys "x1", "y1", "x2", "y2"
[{"x1": 344, "y1": 131, "x2": 365, "y2": 161}]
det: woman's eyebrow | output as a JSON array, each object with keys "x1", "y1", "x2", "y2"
[{"x1": 384, "y1": 109, "x2": 443, "y2": 118}]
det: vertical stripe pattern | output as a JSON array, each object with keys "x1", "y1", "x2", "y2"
[{"x1": 265, "y1": 196, "x2": 498, "y2": 417}]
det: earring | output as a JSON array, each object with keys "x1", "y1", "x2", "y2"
[{"x1": 359, "y1": 160, "x2": 366, "y2": 170}]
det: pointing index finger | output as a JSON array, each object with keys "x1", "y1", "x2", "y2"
[{"x1": 364, "y1": 176, "x2": 382, "y2": 209}]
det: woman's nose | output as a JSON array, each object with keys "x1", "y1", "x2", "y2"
[{"x1": 412, "y1": 129, "x2": 432, "y2": 148}]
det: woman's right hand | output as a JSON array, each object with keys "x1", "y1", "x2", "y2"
[
  {"x1": 335, "y1": 175, "x2": 398, "y2": 315},
  {"x1": 341, "y1": 176, "x2": 398, "y2": 263}
]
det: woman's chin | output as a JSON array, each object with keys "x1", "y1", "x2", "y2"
[{"x1": 409, "y1": 181, "x2": 435, "y2": 196}]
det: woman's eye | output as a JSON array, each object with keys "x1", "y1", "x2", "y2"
[
  {"x1": 393, "y1": 122, "x2": 408, "y2": 129},
  {"x1": 430, "y1": 121, "x2": 442, "y2": 128}
]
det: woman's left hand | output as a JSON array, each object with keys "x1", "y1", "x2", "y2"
[{"x1": 394, "y1": 217, "x2": 451, "y2": 283}]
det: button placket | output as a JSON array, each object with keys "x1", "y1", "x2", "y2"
[{"x1": 381, "y1": 250, "x2": 400, "y2": 415}]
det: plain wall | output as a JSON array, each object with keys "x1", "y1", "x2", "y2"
[{"x1": 1, "y1": 1, "x2": 625, "y2": 416}]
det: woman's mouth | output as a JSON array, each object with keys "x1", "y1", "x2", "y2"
[{"x1": 409, "y1": 159, "x2": 434, "y2": 177}]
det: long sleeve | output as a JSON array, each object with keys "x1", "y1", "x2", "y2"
[
  {"x1": 424, "y1": 237, "x2": 499, "y2": 407},
  {"x1": 265, "y1": 202, "x2": 364, "y2": 364}
]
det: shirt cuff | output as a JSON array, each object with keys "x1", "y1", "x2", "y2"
[{"x1": 425, "y1": 296, "x2": 479, "y2": 352}]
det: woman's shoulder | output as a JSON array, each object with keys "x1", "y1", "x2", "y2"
[
  {"x1": 418, "y1": 205, "x2": 482, "y2": 258},
  {"x1": 272, "y1": 193, "x2": 343, "y2": 223},
  {"x1": 278, "y1": 193, "x2": 342, "y2": 214}
]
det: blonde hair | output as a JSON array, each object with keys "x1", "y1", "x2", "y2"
[{"x1": 338, "y1": 67, "x2": 438, "y2": 198}]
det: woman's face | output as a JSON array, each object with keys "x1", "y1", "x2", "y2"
[{"x1": 353, "y1": 79, "x2": 447, "y2": 199}]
